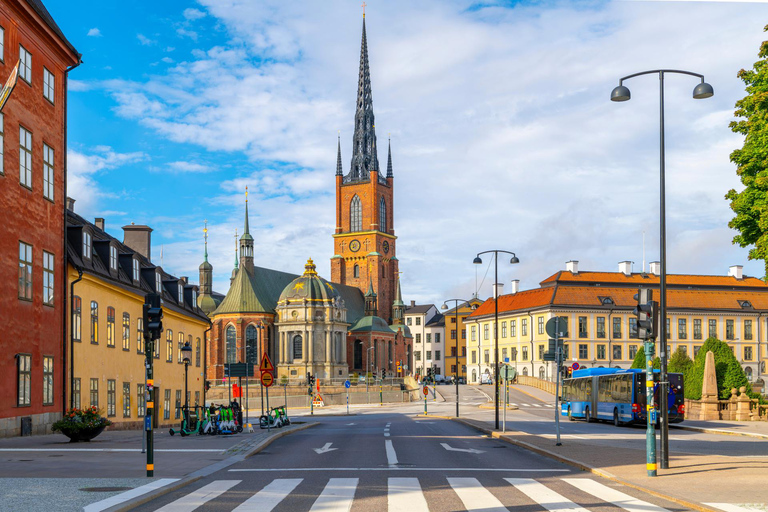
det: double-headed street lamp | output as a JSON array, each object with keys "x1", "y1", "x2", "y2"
[
  {"x1": 473, "y1": 250, "x2": 520, "y2": 430},
  {"x1": 181, "y1": 341, "x2": 192, "y2": 427},
  {"x1": 611, "y1": 70, "x2": 713, "y2": 471},
  {"x1": 441, "y1": 299, "x2": 471, "y2": 418}
]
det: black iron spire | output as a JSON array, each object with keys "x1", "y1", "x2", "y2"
[
  {"x1": 336, "y1": 134, "x2": 343, "y2": 176},
  {"x1": 348, "y1": 17, "x2": 379, "y2": 182},
  {"x1": 386, "y1": 137, "x2": 393, "y2": 178}
]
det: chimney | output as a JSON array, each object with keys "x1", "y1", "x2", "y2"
[
  {"x1": 566, "y1": 260, "x2": 579, "y2": 274},
  {"x1": 66, "y1": 197, "x2": 76, "y2": 212},
  {"x1": 618, "y1": 261, "x2": 632, "y2": 276},
  {"x1": 122, "y1": 223, "x2": 153, "y2": 261},
  {"x1": 180, "y1": 276, "x2": 188, "y2": 284},
  {"x1": 729, "y1": 265, "x2": 743, "y2": 280},
  {"x1": 95, "y1": 218, "x2": 105, "y2": 231},
  {"x1": 510, "y1": 279, "x2": 520, "y2": 294},
  {"x1": 492, "y1": 282, "x2": 504, "y2": 298},
  {"x1": 410, "y1": 300, "x2": 416, "y2": 307},
  {"x1": 649, "y1": 261, "x2": 661, "y2": 276}
]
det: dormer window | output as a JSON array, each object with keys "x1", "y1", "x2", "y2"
[
  {"x1": 739, "y1": 300, "x2": 753, "y2": 309},
  {"x1": 132, "y1": 259, "x2": 140, "y2": 281},
  {"x1": 156, "y1": 272, "x2": 162, "y2": 294},
  {"x1": 192, "y1": 289, "x2": 197, "y2": 307},
  {"x1": 109, "y1": 245, "x2": 118, "y2": 271},
  {"x1": 178, "y1": 283, "x2": 184, "y2": 304},
  {"x1": 600, "y1": 297, "x2": 614, "y2": 306},
  {"x1": 82, "y1": 231, "x2": 92, "y2": 259}
]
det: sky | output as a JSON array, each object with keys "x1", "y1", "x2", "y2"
[{"x1": 49, "y1": 0, "x2": 768, "y2": 305}]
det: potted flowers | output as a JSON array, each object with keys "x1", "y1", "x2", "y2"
[{"x1": 52, "y1": 407, "x2": 112, "y2": 442}]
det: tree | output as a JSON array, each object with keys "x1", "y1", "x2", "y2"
[
  {"x1": 684, "y1": 338, "x2": 754, "y2": 400},
  {"x1": 726, "y1": 25, "x2": 768, "y2": 279},
  {"x1": 630, "y1": 346, "x2": 660, "y2": 370},
  {"x1": 668, "y1": 347, "x2": 693, "y2": 375}
]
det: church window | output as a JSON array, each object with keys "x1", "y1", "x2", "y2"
[
  {"x1": 226, "y1": 326, "x2": 237, "y2": 364},
  {"x1": 353, "y1": 264, "x2": 360, "y2": 279},
  {"x1": 354, "y1": 340, "x2": 363, "y2": 369},
  {"x1": 293, "y1": 335, "x2": 303, "y2": 360},
  {"x1": 245, "y1": 325, "x2": 258, "y2": 364},
  {"x1": 379, "y1": 197, "x2": 387, "y2": 233},
  {"x1": 350, "y1": 195, "x2": 362, "y2": 232}
]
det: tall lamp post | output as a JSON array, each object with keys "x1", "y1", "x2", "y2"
[
  {"x1": 473, "y1": 250, "x2": 520, "y2": 430},
  {"x1": 611, "y1": 70, "x2": 713, "y2": 470},
  {"x1": 181, "y1": 341, "x2": 192, "y2": 427},
  {"x1": 442, "y1": 299, "x2": 470, "y2": 417}
]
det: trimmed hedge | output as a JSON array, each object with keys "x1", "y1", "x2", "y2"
[
  {"x1": 629, "y1": 346, "x2": 660, "y2": 370},
  {"x1": 684, "y1": 338, "x2": 756, "y2": 400}
]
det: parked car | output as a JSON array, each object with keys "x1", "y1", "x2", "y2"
[{"x1": 480, "y1": 375, "x2": 493, "y2": 385}]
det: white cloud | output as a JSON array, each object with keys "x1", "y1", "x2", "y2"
[
  {"x1": 165, "y1": 46, "x2": 176, "y2": 52},
  {"x1": 87, "y1": 27, "x2": 101, "y2": 37},
  {"x1": 176, "y1": 28, "x2": 198, "y2": 40},
  {"x1": 161, "y1": 57, "x2": 174, "y2": 64},
  {"x1": 166, "y1": 161, "x2": 214, "y2": 173},
  {"x1": 137, "y1": 33, "x2": 155, "y2": 46},
  {"x1": 183, "y1": 8, "x2": 207, "y2": 20}
]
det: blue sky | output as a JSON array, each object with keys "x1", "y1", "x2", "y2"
[{"x1": 49, "y1": 0, "x2": 768, "y2": 303}]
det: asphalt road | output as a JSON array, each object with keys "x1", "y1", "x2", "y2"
[{"x1": 133, "y1": 408, "x2": 689, "y2": 511}]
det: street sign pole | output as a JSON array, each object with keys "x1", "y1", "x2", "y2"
[
  {"x1": 266, "y1": 383, "x2": 270, "y2": 433},
  {"x1": 645, "y1": 339, "x2": 657, "y2": 476},
  {"x1": 555, "y1": 324, "x2": 562, "y2": 446},
  {"x1": 503, "y1": 373, "x2": 507, "y2": 433}
]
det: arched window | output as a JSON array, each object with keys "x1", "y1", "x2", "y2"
[
  {"x1": 472, "y1": 369, "x2": 477, "y2": 383},
  {"x1": 353, "y1": 264, "x2": 360, "y2": 278},
  {"x1": 354, "y1": 340, "x2": 363, "y2": 369},
  {"x1": 379, "y1": 196, "x2": 387, "y2": 233},
  {"x1": 90, "y1": 301, "x2": 98, "y2": 344},
  {"x1": 539, "y1": 367, "x2": 545, "y2": 379},
  {"x1": 293, "y1": 335, "x2": 303, "y2": 360},
  {"x1": 245, "y1": 325, "x2": 258, "y2": 364},
  {"x1": 522, "y1": 367, "x2": 529, "y2": 376},
  {"x1": 226, "y1": 326, "x2": 237, "y2": 364},
  {"x1": 350, "y1": 195, "x2": 362, "y2": 232}
]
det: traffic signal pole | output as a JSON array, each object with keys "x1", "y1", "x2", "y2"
[
  {"x1": 636, "y1": 288, "x2": 658, "y2": 477},
  {"x1": 143, "y1": 293, "x2": 163, "y2": 478}
]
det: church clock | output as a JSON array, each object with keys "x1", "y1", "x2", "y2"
[
  {"x1": 349, "y1": 239, "x2": 361, "y2": 252},
  {"x1": 382, "y1": 240, "x2": 389, "y2": 254}
]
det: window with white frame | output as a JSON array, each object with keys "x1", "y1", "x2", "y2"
[
  {"x1": 18, "y1": 242, "x2": 32, "y2": 300},
  {"x1": 178, "y1": 283, "x2": 184, "y2": 304},
  {"x1": 43, "y1": 68, "x2": 54, "y2": 103},
  {"x1": 0, "y1": 26, "x2": 4, "y2": 62},
  {"x1": 156, "y1": 272, "x2": 162, "y2": 294},
  {"x1": 19, "y1": 126, "x2": 32, "y2": 188},
  {"x1": 192, "y1": 289, "x2": 197, "y2": 307},
  {"x1": 82, "y1": 231, "x2": 91, "y2": 259},
  {"x1": 43, "y1": 144, "x2": 54, "y2": 200},
  {"x1": 43, "y1": 251, "x2": 54, "y2": 306},
  {"x1": 132, "y1": 259, "x2": 139, "y2": 281},
  {"x1": 19, "y1": 45, "x2": 31, "y2": 83},
  {"x1": 109, "y1": 245, "x2": 117, "y2": 270}
]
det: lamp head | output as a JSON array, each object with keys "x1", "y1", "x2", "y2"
[
  {"x1": 693, "y1": 82, "x2": 714, "y2": 99},
  {"x1": 181, "y1": 341, "x2": 192, "y2": 363},
  {"x1": 473, "y1": 256, "x2": 482, "y2": 265},
  {"x1": 441, "y1": 304, "x2": 448, "y2": 310},
  {"x1": 611, "y1": 85, "x2": 631, "y2": 102},
  {"x1": 510, "y1": 255, "x2": 520, "y2": 264}
]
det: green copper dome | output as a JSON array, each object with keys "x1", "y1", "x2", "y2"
[
  {"x1": 350, "y1": 315, "x2": 395, "y2": 334},
  {"x1": 278, "y1": 259, "x2": 341, "y2": 304}
]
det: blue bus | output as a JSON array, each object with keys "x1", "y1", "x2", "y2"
[{"x1": 560, "y1": 368, "x2": 684, "y2": 426}]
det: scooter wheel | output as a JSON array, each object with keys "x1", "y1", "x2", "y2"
[
  {"x1": 169, "y1": 429, "x2": 175, "y2": 436},
  {"x1": 237, "y1": 425, "x2": 243, "y2": 433},
  {"x1": 180, "y1": 431, "x2": 188, "y2": 437}
]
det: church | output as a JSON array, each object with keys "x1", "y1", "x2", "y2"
[{"x1": 197, "y1": 15, "x2": 413, "y2": 382}]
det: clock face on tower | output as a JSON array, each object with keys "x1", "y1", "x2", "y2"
[
  {"x1": 349, "y1": 239, "x2": 361, "y2": 252},
  {"x1": 382, "y1": 240, "x2": 390, "y2": 254}
]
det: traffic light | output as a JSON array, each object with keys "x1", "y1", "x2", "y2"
[
  {"x1": 205, "y1": 380, "x2": 211, "y2": 392},
  {"x1": 426, "y1": 367, "x2": 432, "y2": 382},
  {"x1": 633, "y1": 287, "x2": 659, "y2": 340},
  {"x1": 143, "y1": 293, "x2": 163, "y2": 341},
  {"x1": 382, "y1": 369, "x2": 387, "y2": 379}
]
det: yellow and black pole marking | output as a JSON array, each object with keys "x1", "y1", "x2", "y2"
[{"x1": 645, "y1": 341, "x2": 657, "y2": 477}]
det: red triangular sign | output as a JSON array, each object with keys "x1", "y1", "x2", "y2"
[{"x1": 260, "y1": 352, "x2": 274, "y2": 372}]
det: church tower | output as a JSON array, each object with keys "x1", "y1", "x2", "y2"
[{"x1": 331, "y1": 15, "x2": 398, "y2": 322}]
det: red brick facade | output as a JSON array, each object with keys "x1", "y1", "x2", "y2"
[
  {"x1": 207, "y1": 313, "x2": 274, "y2": 381},
  {"x1": 346, "y1": 328, "x2": 410, "y2": 376},
  {"x1": 0, "y1": 0, "x2": 79, "y2": 436}
]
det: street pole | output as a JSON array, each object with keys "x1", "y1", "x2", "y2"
[
  {"x1": 455, "y1": 307, "x2": 460, "y2": 418},
  {"x1": 645, "y1": 339, "x2": 657, "y2": 477},
  {"x1": 554, "y1": 322, "x2": 562, "y2": 446},
  {"x1": 503, "y1": 374, "x2": 507, "y2": 433},
  {"x1": 184, "y1": 360, "x2": 189, "y2": 428}
]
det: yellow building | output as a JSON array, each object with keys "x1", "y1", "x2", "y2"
[
  {"x1": 67, "y1": 209, "x2": 208, "y2": 429},
  {"x1": 464, "y1": 261, "x2": 768, "y2": 393},
  {"x1": 441, "y1": 298, "x2": 483, "y2": 381}
]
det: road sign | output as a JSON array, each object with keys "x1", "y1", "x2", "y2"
[
  {"x1": 260, "y1": 353, "x2": 274, "y2": 373},
  {"x1": 422, "y1": 386, "x2": 429, "y2": 396},
  {"x1": 545, "y1": 316, "x2": 569, "y2": 338},
  {"x1": 504, "y1": 357, "x2": 509, "y2": 363},
  {"x1": 571, "y1": 362, "x2": 580, "y2": 371},
  {"x1": 500, "y1": 365, "x2": 517, "y2": 381},
  {"x1": 225, "y1": 362, "x2": 253, "y2": 378},
  {"x1": 344, "y1": 380, "x2": 351, "y2": 389},
  {"x1": 261, "y1": 372, "x2": 274, "y2": 387}
]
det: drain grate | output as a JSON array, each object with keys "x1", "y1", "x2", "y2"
[{"x1": 79, "y1": 487, "x2": 133, "y2": 493}]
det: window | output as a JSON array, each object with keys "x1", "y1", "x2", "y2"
[
  {"x1": 437, "y1": 333, "x2": 442, "y2": 343},
  {"x1": 72, "y1": 378, "x2": 81, "y2": 409},
  {"x1": 293, "y1": 334, "x2": 302, "y2": 360},
  {"x1": 109, "y1": 245, "x2": 117, "y2": 271},
  {"x1": 484, "y1": 324, "x2": 489, "y2": 340},
  {"x1": 72, "y1": 296, "x2": 82, "y2": 342},
  {"x1": 538, "y1": 344, "x2": 545, "y2": 360},
  {"x1": 192, "y1": 289, "x2": 197, "y2": 306},
  {"x1": 629, "y1": 345, "x2": 638, "y2": 360},
  {"x1": 18, "y1": 241, "x2": 32, "y2": 300},
  {"x1": 123, "y1": 382, "x2": 131, "y2": 417},
  {"x1": 350, "y1": 195, "x2": 362, "y2": 231},
  {"x1": 435, "y1": 350, "x2": 441, "y2": 361},
  {"x1": 613, "y1": 317, "x2": 622, "y2": 339},
  {"x1": 694, "y1": 345, "x2": 702, "y2": 357},
  {"x1": 537, "y1": 317, "x2": 543, "y2": 335},
  {"x1": 629, "y1": 318, "x2": 637, "y2": 339},
  {"x1": 195, "y1": 391, "x2": 200, "y2": 406},
  {"x1": 745, "y1": 346, "x2": 753, "y2": 361},
  {"x1": 450, "y1": 329, "x2": 456, "y2": 340},
  {"x1": 178, "y1": 283, "x2": 184, "y2": 304},
  {"x1": 726, "y1": 319, "x2": 734, "y2": 340},
  {"x1": 694, "y1": 319, "x2": 702, "y2": 340},
  {"x1": 461, "y1": 329, "x2": 465, "y2": 340},
  {"x1": 415, "y1": 351, "x2": 421, "y2": 362},
  {"x1": 137, "y1": 317, "x2": 144, "y2": 353},
  {"x1": 744, "y1": 320, "x2": 753, "y2": 341},
  {"x1": 484, "y1": 350, "x2": 489, "y2": 363},
  {"x1": 578, "y1": 344, "x2": 588, "y2": 359},
  {"x1": 501, "y1": 322, "x2": 507, "y2": 338},
  {"x1": 82, "y1": 231, "x2": 92, "y2": 259},
  {"x1": 132, "y1": 259, "x2": 140, "y2": 281},
  {"x1": 522, "y1": 319, "x2": 528, "y2": 337},
  {"x1": 426, "y1": 333, "x2": 431, "y2": 343},
  {"x1": 107, "y1": 380, "x2": 116, "y2": 417},
  {"x1": 677, "y1": 318, "x2": 687, "y2": 340},
  {"x1": 167, "y1": 329, "x2": 174, "y2": 362},
  {"x1": 462, "y1": 346, "x2": 466, "y2": 356},
  {"x1": 501, "y1": 347, "x2": 507, "y2": 361},
  {"x1": 379, "y1": 196, "x2": 387, "y2": 232},
  {"x1": 19, "y1": 126, "x2": 31, "y2": 188},
  {"x1": 522, "y1": 347, "x2": 528, "y2": 360},
  {"x1": 43, "y1": 144, "x2": 54, "y2": 200},
  {"x1": 244, "y1": 327, "x2": 255, "y2": 362},
  {"x1": 39, "y1": 250, "x2": 55, "y2": 306},
  {"x1": 42, "y1": 356, "x2": 54, "y2": 405},
  {"x1": 708, "y1": 319, "x2": 717, "y2": 339},
  {"x1": 19, "y1": 45, "x2": 31, "y2": 83},
  {"x1": 471, "y1": 325, "x2": 476, "y2": 341},
  {"x1": 406, "y1": 317, "x2": 412, "y2": 326},
  {"x1": 17, "y1": 354, "x2": 31, "y2": 406},
  {"x1": 596, "y1": 317, "x2": 605, "y2": 338},
  {"x1": 613, "y1": 345, "x2": 622, "y2": 360},
  {"x1": 163, "y1": 389, "x2": 171, "y2": 420},
  {"x1": 196, "y1": 337, "x2": 201, "y2": 367},
  {"x1": 510, "y1": 320, "x2": 516, "y2": 337},
  {"x1": 122, "y1": 313, "x2": 130, "y2": 350},
  {"x1": 90, "y1": 378, "x2": 99, "y2": 407},
  {"x1": 106, "y1": 307, "x2": 115, "y2": 347},
  {"x1": 679, "y1": 345, "x2": 687, "y2": 355},
  {"x1": 137, "y1": 384, "x2": 145, "y2": 417},
  {"x1": 562, "y1": 344, "x2": 570, "y2": 360},
  {"x1": 0, "y1": 112, "x2": 5, "y2": 173},
  {"x1": 426, "y1": 350, "x2": 432, "y2": 360},
  {"x1": 451, "y1": 365, "x2": 457, "y2": 373},
  {"x1": 0, "y1": 26, "x2": 4, "y2": 61},
  {"x1": 178, "y1": 332, "x2": 184, "y2": 363},
  {"x1": 415, "y1": 333, "x2": 421, "y2": 343},
  {"x1": 511, "y1": 347, "x2": 517, "y2": 361},
  {"x1": 578, "y1": 317, "x2": 588, "y2": 338},
  {"x1": 43, "y1": 67, "x2": 55, "y2": 103},
  {"x1": 597, "y1": 344, "x2": 606, "y2": 359},
  {"x1": 90, "y1": 301, "x2": 98, "y2": 344},
  {"x1": 156, "y1": 272, "x2": 162, "y2": 294},
  {"x1": 416, "y1": 317, "x2": 421, "y2": 326},
  {"x1": 451, "y1": 346, "x2": 458, "y2": 357},
  {"x1": 353, "y1": 264, "x2": 360, "y2": 279},
  {"x1": 471, "y1": 351, "x2": 476, "y2": 364},
  {"x1": 175, "y1": 390, "x2": 182, "y2": 419}
]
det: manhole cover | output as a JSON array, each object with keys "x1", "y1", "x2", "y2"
[{"x1": 79, "y1": 487, "x2": 133, "y2": 493}]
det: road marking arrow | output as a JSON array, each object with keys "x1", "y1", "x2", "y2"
[
  {"x1": 441, "y1": 443, "x2": 485, "y2": 454},
  {"x1": 346, "y1": 423, "x2": 356, "y2": 426},
  {"x1": 314, "y1": 443, "x2": 338, "y2": 454}
]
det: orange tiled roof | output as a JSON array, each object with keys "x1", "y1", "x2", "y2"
[
  {"x1": 467, "y1": 288, "x2": 554, "y2": 319},
  {"x1": 541, "y1": 271, "x2": 767, "y2": 288}
]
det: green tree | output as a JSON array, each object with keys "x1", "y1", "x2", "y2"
[
  {"x1": 684, "y1": 338, "x2": 754, "y2": 400},
  {"x1": 667, "y1": 347, "x2": 693, "y2": 375},
  {"x1": 726, "y1": 25, "x2": 768, "y2": 279},
  {"x1": 629, "y1": 346, "x2": 660, "y2": 369}
]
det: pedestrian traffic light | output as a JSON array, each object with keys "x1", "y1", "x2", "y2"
[
  {"x1": 633, "y1": 287, "x2": 658, "y2": 340},
  {"x1": 143, "y1": 293, "x2": 163, "y2": 341},
  {"x1": 382, "y1": 369, "x2": 387, "y2": 379}
]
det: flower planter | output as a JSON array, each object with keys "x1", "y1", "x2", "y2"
[{"x1": 60, "y1": 424, "x2": 107, "y2": 442}]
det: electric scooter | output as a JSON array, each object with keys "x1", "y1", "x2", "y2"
[{"x1": 169, "y1": 405, "x2": 203, "y2": 437}]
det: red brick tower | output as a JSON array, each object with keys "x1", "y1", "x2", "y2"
[{"x1": 331, "y1": 16, "x2": 398, "y2": 322}]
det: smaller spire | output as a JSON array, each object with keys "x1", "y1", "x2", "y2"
[
  {"x1": 386, "y1": 137, "x2": 393, "y2": 178},
  {"x1": 336, "y1": 133, "x2": 343, "y2": 176},
  {"x1": 243, "y1": 186, "x2": 250, "y2": 236},
  {"x1": 234, "y1": 228, "x2": 239, "y2": 269},
  {"x1": 366, "y1": 279, "x2": 376, "y2": 297},
  {"x1": 203, "y1": 219, "x2": 209, "y2": 262}
]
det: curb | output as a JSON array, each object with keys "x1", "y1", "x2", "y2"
[
  {"x1": 450, "y1": 417, "x2": 719, "y2": 512},
  {"x1": 103, "y1": 422, "x2": 318, "y2": 512},
  {"x1": 509, "y1": 385, "x2": 553, "y2": 404},
  {"x1": 673, "y1": 424, "x2": 768, "y2": 440}
]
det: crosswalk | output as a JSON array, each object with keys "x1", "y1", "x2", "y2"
[
  {"x1": 509, "y1": 402, "x2": 556, "y2": 408},
  {"x1": 148, "y1": 476, "x2": 687, "y2": 511}
]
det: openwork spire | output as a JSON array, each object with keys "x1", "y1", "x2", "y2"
[
  {"x1": 336, "y1": 134, "x2": 343, "y2": 176},
  {"x1": 347, "y1": 17, "x2": 379, "y2": 182},
  {"x1": 386, "y1": 137, "x2": 393, "y2": 178}
]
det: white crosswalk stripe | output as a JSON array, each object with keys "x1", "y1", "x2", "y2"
[
  {"x1": 309, "y1": 477, "x2": 358, "y2": 512},
  {"x1": 388, "y1": 477, "x2": 429, "y2": 512},
  {"x1": 505, "y1": 478, "x2": 590, "y2": 512},
  {"x1": 232, "y1": 478, "x2": 302, "y2": 511},
  {"x1": 154, "y1": 480, "x2": 241, "y2": 512},
  {"x1": 562, "y1": 478, "x2": 671, "y2": 512},
  {"x1": 705, "y1": 504, "x2": 764, "y2": 512},
  {"x1": 448, "y1": 477, "x2": 508, "y2": 512}
]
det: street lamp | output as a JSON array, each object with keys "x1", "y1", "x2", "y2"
[
  {"x1": 442, "y1": 299, "x2": 470, "y2": 418},
  {"x1": 181, "y1": 341, "x2": 192, "y2": 427},
  {"x1": 473, "y1": 250, "x2": 520, "y2": 430},
  {"x1": 612, "y1": 69, "x2": 713, "y2": 471}
]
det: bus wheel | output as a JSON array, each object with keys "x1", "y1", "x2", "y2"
[
  {"x1": 585, "y1": 407, "x2": 591, "y2": 423},
  {"x1": 568, "y1": 407, "x2": 574, "y2": 421},
  {"x1": 613, "y1": 409, "x2": 620, "y2": 427}
]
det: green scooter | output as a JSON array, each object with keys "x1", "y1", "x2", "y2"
[{"x1": 169, "y1": 405, "x2": 202, "y2": 437}]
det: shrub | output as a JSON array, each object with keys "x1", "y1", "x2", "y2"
[
  {"x1": 684, "y1": 338, "x2": 756, "y2": 400},
  {"x1": 668, "y1": 347, "x2": 693, "y2": 375},
  {"x1": 629, "y1": 346, "x2": 660, "y2": 370},
  {"x1": 52, "y1": 406, "x2": 112, "y2": 434}
]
